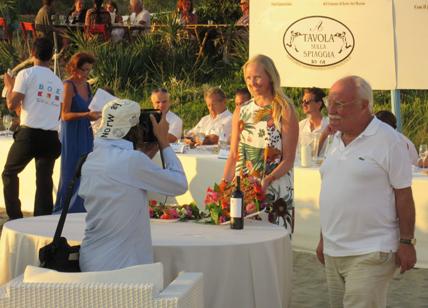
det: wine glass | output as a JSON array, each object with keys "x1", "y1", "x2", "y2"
[
  {"x1": 68, "y1": 15, "x2": 75, "y2": 24},
  {"x1": 419, "y1": 144, "x2": 428, "y2": 169},
  {"x1": 2, "y1": 114, "x2": 13, "y2": 135}
]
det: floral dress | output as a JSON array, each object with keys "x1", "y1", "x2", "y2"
[{"x1": 236, "y1": 99, "x2": 294, "y2": 231}]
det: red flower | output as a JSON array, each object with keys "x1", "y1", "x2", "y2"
[
  {"x1": 149, "y1": 207, "x2": 154, "y2": 218},
  {"x1": 160, "y1": 213, "x2": 170, "y2": 219},
  {"x1": 204, "y1": 187, "x2": 219, "y2": 205},
  {"x1": 149, "y1": 200, "x2": 157, "y2": 207}
]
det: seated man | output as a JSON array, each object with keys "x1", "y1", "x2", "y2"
[
  {"x1": 79, "y1": 99, "x2": 187, "y2": 271},
  {"x1": 375, "y1": 110, "x2": 419, "y2": 166},
  {"x1": 186, "y1": 87, "x2": 232, "y2": 146},
  {"x1": 129, "y1": 0, "x2": 150, "y2": 28},
  {"x1": 151, "y1": 88, "x2": 183, "y2": 143}
]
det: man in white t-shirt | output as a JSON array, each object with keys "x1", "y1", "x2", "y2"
[
  {"x1": 316, "y1": 76, "x2": 416, "y2": 308},
  {"x1": 2, "y1": 37, "x2": 63, "y2": 220},
  {"x1": 150, "y1": 88, "x2": 182, "y2": 143},
  {"x1": 185, "y1": 87, "x2": 232, "y2": 146},
  {"x1": 129, "y1": 0, "x2": 150, "y2": 31}
]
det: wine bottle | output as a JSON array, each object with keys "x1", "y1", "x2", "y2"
[{"x1": 230, "y1": 176, "x2": 244, "y2": 229}]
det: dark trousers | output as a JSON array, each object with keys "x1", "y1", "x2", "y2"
[{"x1": 2, "y1": 127, "x2": 61, "y2": 219}]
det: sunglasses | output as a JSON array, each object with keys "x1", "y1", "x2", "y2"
[{"x1": 301, "y1": 99, "x2": 316, "y2": 106}]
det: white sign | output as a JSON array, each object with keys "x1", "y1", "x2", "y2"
[
  {"x1": 395, "y1": 0, "x2": 428, "y2": 89},
  {"x1": 88, "y1": 88, "x2": 118, "y2": 111},
  {"x1": 250, "y1": 0, "x2": 396, "y2": 90}
]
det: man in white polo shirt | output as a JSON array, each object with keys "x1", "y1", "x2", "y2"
[
  {"x1": 185, "y1": 87, "x2": 232, "y2": 146},
  {"x1": 316, "y1": 76, "x2": 416, "y2": 308},
  {"x1": 2, "y1": 37, "x2": 63, "y2": 220},
  {"x1": 150, "y1": 88, "x2": 182, "y2": 143}
]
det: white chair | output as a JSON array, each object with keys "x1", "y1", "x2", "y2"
[{"x1": 0, "y1": 265, "x2": 203, "y2": 308}]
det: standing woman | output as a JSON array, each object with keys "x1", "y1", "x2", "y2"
[
  {"x1": 54, "y1": 52, "x2": 101, "y2": 213},
  {"x1": 222, "y1": 54, "x2": 299, "y2": 231},
  {"x1": 176, "y1": 0, "x2": 198, "y2": 25}
]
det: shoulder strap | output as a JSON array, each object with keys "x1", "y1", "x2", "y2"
[
  {"x1": 64, "y1": 80, "x2": 77, "y2": 95},
  {"x1": 53, "y1": 154, "x2": 88, "y2": 242}
]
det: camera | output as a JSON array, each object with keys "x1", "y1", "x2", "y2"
[{"x1": 139, "y1": 109, "x2": 161, "y2": 143}]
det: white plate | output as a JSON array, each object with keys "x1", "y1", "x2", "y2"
[{"x1": 150, "y1": 218, "x2": 180, "y2": 223}]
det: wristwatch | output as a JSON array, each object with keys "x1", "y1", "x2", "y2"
[{"x1": 399, "y1": 238, "x2": 416, "y2": 246}]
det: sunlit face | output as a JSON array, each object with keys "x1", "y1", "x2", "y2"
[
  {"x1": 240, "y1": 1, "x2": 249, "y2": 15},
  {"x1": 327, "y1": 79, "x2": 366, "y2": 133},
  {"x1": 206, "y1": 95, "x2": 225, "y2": 117},
  {"x1": 106, "y1": 4, "x2": 114, "y2": 12},
  {"x1": 75, "y1": 62, "x2": 92, "y2": 80},
  {"x1": 183, "y1": 0, "x2": 192, "y2": 12},
  {"x1": 151, "y1": 92, "x2": 170, "y2": 113},
  {"x1": 301, "y1": 92, "x2": 322, "y2": 116},
  {"x1": 75, "y1": 0, "x2": 83, "y2": 11},
  {"x1": 244, "y1": 62, "x2": 272, "y2": 99}
]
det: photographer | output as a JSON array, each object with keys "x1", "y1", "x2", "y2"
[{"x1": 78, "y1": 99, "x2": 187, "y2": 272}]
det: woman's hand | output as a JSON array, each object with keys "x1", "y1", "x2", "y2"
[
  {"x1": 87, "y1": 111, "x2": 101, "y2": 121},
  {"x1": 261, "y1": 174, "x2": 275, "y2": 192}
]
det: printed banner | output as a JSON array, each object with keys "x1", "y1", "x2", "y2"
[
  {"x1": 250, "y1": 0, "x2": 396, "y2": 90},
  {"x1": 395, "y1": 0, "x2": 428, "y2": 89}
]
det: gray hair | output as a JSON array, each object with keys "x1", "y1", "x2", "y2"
[
  {"x1": 351, "y1": 75, "x2": 373, "y2": 112},
  {"x1": 130, "y1": 0, "x2": 143, "y2": 7}
]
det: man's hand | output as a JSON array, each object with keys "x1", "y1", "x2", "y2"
[
  {"x1": 316, "y1": 237, "x2": 325, "y2": 265},
  {"x1": 151, "y1": 112, "x2": 169, "y2": 150},
  {"x1": 396, "y1": 243, "x2": 416, "y2": 274}
]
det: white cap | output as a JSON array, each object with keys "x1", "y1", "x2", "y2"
[{"x1": 95, "y1": 99, "x2": 141, "y2": 140}]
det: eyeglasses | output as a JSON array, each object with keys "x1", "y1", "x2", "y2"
[{"x1": 326, "y1": 98, "x2": 359, "y2": 110}]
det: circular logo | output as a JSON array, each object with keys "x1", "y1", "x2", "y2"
[{"x1": 283, "y1": 16, "x2": 354, "y2": 67}]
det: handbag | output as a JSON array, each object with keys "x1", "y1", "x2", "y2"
[{"x1": 39, "y1": 154, "x2": 88, "y2": 272}]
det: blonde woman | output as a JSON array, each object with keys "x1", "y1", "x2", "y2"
[{"x1": 222, "y1": 54, "x2": 298, "y2": 230}]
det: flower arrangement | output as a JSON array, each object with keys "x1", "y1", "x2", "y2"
[
  {"x1": 149, "y1": 200, "x2": 201, "y2": 221},
  {"x1": 203, "y1": 175, "x2": 267, "y2": 224}
]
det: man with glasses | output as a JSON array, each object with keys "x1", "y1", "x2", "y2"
[
  {"x1": 236, "y1": 0, "x2": 249, "y2": 26},
  {"x1": 150, "y1": 88, "x2": 182, "y2": 143},
  {"x1": 316, "y1": 76, "x2": 416, "y2": 308},
  {"x1": 298, "y1": 87, "x2": 329, "y2": 157}
]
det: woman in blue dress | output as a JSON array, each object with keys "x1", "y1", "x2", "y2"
[{"x1": 54, "y1": 52, "x2": 101, "y2": 212}]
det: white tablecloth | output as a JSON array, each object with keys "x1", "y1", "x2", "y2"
[
  {"x1": 151, "y1": 150, "x2": 428, "y2": 269},
  {"x1": 1, "y1": 139, "x2": 427, "y2": 268},
  {"x1": 0, "y1": 213, "x2": 292, "y2": 308}
]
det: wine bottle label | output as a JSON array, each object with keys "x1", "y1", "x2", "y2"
[{"x1": 230, "y1": 198, "x2": 242, "y2": 217}]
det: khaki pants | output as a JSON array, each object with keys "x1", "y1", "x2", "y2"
[{"x1": 324, "y1": 252, "x2": 397, "y2": 308}]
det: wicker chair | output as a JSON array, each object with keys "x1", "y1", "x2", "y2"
[{"x1": 0, "y1": 271, "x2": 203, "y2": 308}]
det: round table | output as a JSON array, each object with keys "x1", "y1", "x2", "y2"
[{"x1": 0, "y1": 213, "x2": 292, "y2": 308}]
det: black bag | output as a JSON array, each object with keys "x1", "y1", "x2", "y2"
[{"x1": 39, "y1": 154, "x2": 88, "y2": 272}]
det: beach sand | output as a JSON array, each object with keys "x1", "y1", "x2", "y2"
[{"x1": 1, "y1": 209, "x2": 427, "y2": 307}]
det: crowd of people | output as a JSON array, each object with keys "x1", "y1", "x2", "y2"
[
  {"x1": 33, "y1": 0, "x2": 249, "y2": 44},
  {"x1": 1, "y1": 3, "x2": 422, "y2": 305}
]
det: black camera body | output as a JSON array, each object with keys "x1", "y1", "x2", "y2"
[{"x1": 139, "y1": 109, "x2": 161, "y2": 143}]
